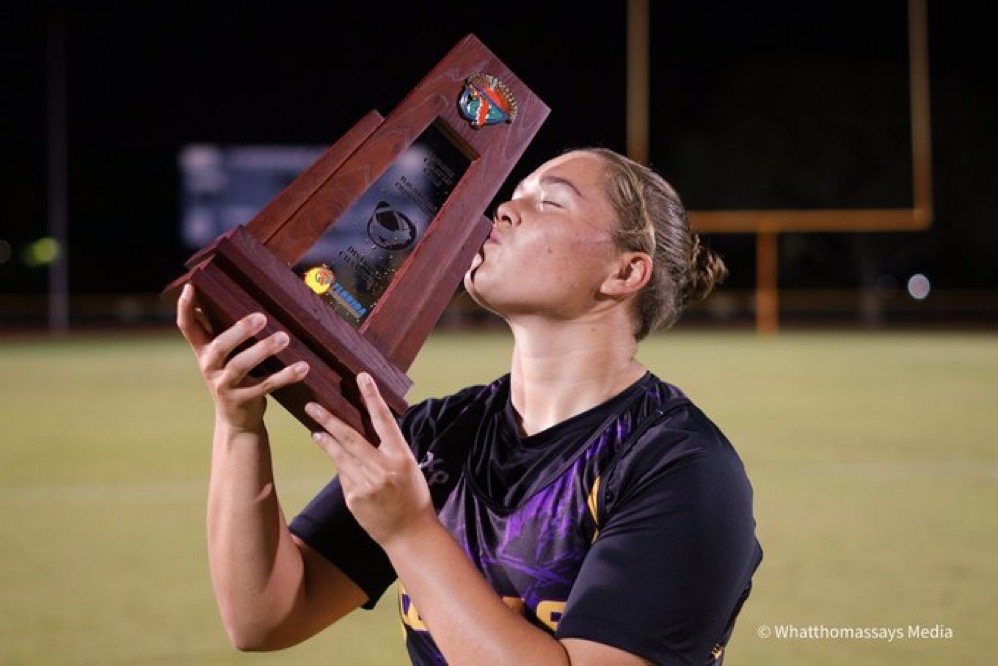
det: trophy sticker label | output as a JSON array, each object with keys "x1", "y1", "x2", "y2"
[
  {"x1": 302, "y1": 264, "x2": 368, "y2": 319},
  {"x1": 327, "y1": 282, "x2": 368, "y2": 320},
  {"x1": 304, "y1": 265, "x2": 335, "y2": 294},
  {"x1": 458, "y1": 74, "x2": 518, "y2": 128}
]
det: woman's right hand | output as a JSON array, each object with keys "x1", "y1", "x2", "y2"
[{"x1": 176, "y1": 283, "x2": 309, "y2": 433}]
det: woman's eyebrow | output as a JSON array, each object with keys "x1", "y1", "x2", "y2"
[
  {"x1": 539, "y1": 175, "x2": 584, "y2": 199},
  {"x1": 511, "y1": 174, "x2": 585, "y2": 199}
]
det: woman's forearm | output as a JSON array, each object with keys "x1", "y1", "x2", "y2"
[
  {"x1": 383, "y1": 519, "x2": 570, "y2": 666},
  {"x1": 206, "y1": 421, "x2": 306, "y2": 649}
]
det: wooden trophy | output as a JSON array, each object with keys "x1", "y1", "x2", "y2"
[{"x1": 164, "y1": 34, "x2": 549, "y2": 439}]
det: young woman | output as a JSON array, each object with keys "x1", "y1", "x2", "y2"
[{"x1": 177, "y1": 147, "x2": 762, "y2": 665}]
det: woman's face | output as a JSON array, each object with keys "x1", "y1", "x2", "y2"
[{"x1": 464, "y1": 151, "x2": 624, "y2": 322}]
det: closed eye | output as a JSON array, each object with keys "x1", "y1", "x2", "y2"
[{"x1": 541, "y1": 199, "x2": 562, "y2": 208}]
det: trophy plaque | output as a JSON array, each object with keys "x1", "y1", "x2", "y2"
[{"x1": 164, "y1": 34, "x2": 549, "y2": 440}]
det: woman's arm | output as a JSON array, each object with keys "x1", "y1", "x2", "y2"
[{"x1": 177, "y1": 284, "x2": 367, "y2": 650}]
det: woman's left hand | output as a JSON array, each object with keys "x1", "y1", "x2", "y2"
[{"x1": 305, "y1": 373, "x2": 435, "y2": 548}]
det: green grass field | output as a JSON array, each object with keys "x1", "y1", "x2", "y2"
[{"x1": 1, "y1": 329, "x2": 996, "y2": 664}]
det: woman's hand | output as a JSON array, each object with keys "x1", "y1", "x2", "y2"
[
  {"x1": 305, "y1": 373, "x2": 435, "y2": 547},
  {"x1": 176, "y1": 283, "x2": 309, "y2": 433}
]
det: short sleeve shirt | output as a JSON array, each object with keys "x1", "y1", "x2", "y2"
[{"x1": 290, "y1": 373, "x2": 762, "y2": 664}]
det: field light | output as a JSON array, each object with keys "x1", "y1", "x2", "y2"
[
  {"x1": 23, "y1": 237, "x2": 61, "y2": 267},
  {"x1": 907, "y1": 273, "x2": 931, "y2": 300}
]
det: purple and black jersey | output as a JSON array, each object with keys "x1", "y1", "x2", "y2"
[{"x1": 290, "y1": 373, "x2": 761, "y2": 665}]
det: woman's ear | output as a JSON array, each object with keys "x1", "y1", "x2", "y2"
[{"x1": 600, "y1": 251, "x2": 652, "y2": 298}]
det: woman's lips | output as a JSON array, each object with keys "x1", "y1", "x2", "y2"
[
  {"x1": 468, "y1": 248, "x2": 484, "y2": 272},
  {"x1": 469, "y1": 228, "x2": 500, "y2": 275}
]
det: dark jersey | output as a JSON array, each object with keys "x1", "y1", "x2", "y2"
[{"x1": 290, "y1": 373, "x2": 762, "y2": 665}]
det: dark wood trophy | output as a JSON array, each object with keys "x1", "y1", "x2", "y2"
[{"x1": 164, "y1": 34, "x2": 549, "y2": 440}]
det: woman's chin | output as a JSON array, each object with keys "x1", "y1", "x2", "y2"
[{"x1": 463, "y1": 274, "x2": 503, "y2": 318}]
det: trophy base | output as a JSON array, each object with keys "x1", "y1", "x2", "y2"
[{"x1": 167, "y1": 225, "x2": 412, "y2": 440}]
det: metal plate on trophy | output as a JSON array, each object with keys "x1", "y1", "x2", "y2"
[{"x1": 299, "y1": 122, "x2": 473, "y2": 326}]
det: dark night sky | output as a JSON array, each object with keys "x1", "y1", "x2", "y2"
[{"x1": 2, "y1": 1, "x2": 996, "y2": 301}]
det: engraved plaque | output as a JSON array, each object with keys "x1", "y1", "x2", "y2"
[{"x1": 301, "y1": 123, "x2": 472, "y2": 325}]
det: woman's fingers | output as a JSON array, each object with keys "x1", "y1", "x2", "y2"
[
  {"x1": 357, "y1": 373, "x2": 410, "y2": 458},
  {"x1": 178, "y1": 284, "x2": 309, "y2": 393},
  {"x1": 304, "y1": 396, "x2": 431, "y2": 546},
  {"x1": 176, "y1": 283, "x2": 211, "y2": 349},
  {"x1": 220, "y1": 329, "x2": 285, "y2": 380},
  {"x1": 252, "y1": 359, "x2": 310, "y2": 394},
  {"x1": 306, "y1": 402, "x2": 372, "y2": 459},
  {"x1": 306, "y1": 402, "x2": 378, "y2": 484},
  {"x1": 176, "y1": 284, "x2": 309, "y2": 432},
  {"x1": 200, "y1": 313, "x2": 267, "y2": 375}
]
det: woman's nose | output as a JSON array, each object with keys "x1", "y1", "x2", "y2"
[{"x1": 494, "y1": 200, "x2": 519, "y2": 227}]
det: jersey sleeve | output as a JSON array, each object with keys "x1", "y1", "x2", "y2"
[
  {"x1": 555, "y1": 406, "x2": 762, "y2": 664},
  {"x1": 289, "y1": 476, "x2": 395, "y2": 609}
]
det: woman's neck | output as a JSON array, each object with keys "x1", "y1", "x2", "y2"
[{"x1": 507, "y1": 315, "x2": 646, "y2": 436}]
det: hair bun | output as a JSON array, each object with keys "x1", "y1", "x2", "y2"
[{"x1": 685, "y1": 235, "x2": 728, "y2": 305}]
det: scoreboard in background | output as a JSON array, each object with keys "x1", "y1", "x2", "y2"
[{"x1": 178, "y1": 144, "x2": 328, "y2": 262}]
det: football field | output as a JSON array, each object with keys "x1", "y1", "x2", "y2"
[{"x1": 1, "y1": 328, "x2": 995, "y2": 664}]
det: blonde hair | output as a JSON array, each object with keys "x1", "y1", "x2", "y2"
[{"x1": 583, "y1": 148, "x2": 728, "y2": 338}]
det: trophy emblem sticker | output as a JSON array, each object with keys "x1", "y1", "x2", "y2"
[
  {"x1": 458, "y1": 73, "x2": 518, "y2": 128},
  {"x1": 302, "y1": 262, "x2": 368, "y2": 321},
  {"x1": 303, "y1": 264, "x2": 335, "y2": 295}
]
